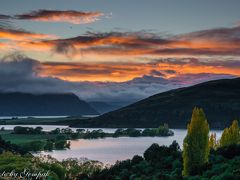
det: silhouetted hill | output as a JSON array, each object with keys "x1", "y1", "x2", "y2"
[
  {"x1": 0, "y1": 92, "x2": 98, "y2": 116},
  {"x1": 89, "y1": 101, "x2": 122, "y2": 114},
  {"x1": 71, "y1": 78, "x2": 240, "y2": 129}
]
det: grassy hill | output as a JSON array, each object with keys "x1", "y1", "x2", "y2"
[
  {"x1": 88, "y1": 101, "x2": 122, "y2": 114},
  {"x1": 71, "y1": 78, "x2": 240, "y2": 129}
]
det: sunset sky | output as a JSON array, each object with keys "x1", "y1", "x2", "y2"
[{"x1": 0, "y1": 0, "x2": 240, "y2": 103}]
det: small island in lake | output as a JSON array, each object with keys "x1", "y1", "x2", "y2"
[{"x1": 0, "y1": 124, "x2": 173, "y2": 152}]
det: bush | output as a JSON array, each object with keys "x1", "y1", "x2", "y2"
[
  {"x1": 55, "y1": 140, "x2": 70, "y2": 150},
  {"x1": 131, "y1": 155, "x2": 144, "y2": 165},
  {"x1": 21, "y1": 141, "x2": 45, "y2": 151},
  {"x1": 44, "y1": 140, "x2": 54, "y2": 151},
  {"x1": 215, "y1": 144, "x2": 240, "y2": 159},
  {"x1": 13, "y1": 126, "x2": 43, "y2": 134}
]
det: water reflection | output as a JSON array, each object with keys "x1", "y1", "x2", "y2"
[
  {"x1": 0, "y1": 125, "x2": 222, "y2": 164},
  {"x1": 39, "y1": 129, "x2": 222, "y2": 164}
]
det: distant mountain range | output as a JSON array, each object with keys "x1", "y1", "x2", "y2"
[
  {"x1": 71, "y1": 78, "x2": 240, "y2": 129},
  {"x1": 88, "y1": 101, "x2": 126, "y2": 114},
  {"x1": 0, "y1": 92, "x2": 98, "y2": 116}
]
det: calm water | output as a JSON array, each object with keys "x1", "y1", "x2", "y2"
[
  {"x1": 40, "y1": 130, "x2": 190, "y2": 164},
  {"x1": 0, "y1": 125, "x2": 222, "y2": 164},
  {"x1": 38, "y1": 129, "x2": 222, "y2": 164},
  {"x1": 0, "y1": 115, "x2": 98, "y2": 120},
  {"x1": 0, "y1": 116, "x2": 67, "y2": 120}
]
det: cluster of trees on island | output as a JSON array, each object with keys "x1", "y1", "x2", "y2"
[
  {"x1": 0, "y1": 107, "x2": 239, "y2": 179},
  {"x1": 11, "y1": 126, "x2": 70, "y2": 151},
  {"x1": 112, "y1": 124, "x2": 173, "y2": 137},
  {"x1": 5, "y1": 124, "x2": 173, "y2": 151},
  {"x1": 12, "y1": 124, "x2": 173, "y2": 138}
]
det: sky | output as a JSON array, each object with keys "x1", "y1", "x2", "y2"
[{"x1": 0, "y1": 0, "x2": 240, "y2": 103}]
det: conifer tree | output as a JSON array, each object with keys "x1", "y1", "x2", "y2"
[{"x1": 182, "y1": 108, "x2": 210, "y2": 176}]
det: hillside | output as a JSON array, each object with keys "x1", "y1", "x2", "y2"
[
  {"x1": 71, "y1": 78, "x2": 240, "y2": 129},
  {"x1": 89, "y1": 101, "x2": 122, "y2": 114},
  {"x1": 0, "y1": 92, "x2": 98, "y2": 116}
]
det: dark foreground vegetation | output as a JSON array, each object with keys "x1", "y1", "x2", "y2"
[
  {"x1": 83, "y1": 108, "x2": 240, "y2": 179},
  {"x1": 0, "y1": 138, "x2": 239, "y2": 179},
  {"x1": 0, "y1": 108, "x2": 239, "y2": 179},
  {"x1": 91, "y1": 143, "x2": 240, "y2": 180}
]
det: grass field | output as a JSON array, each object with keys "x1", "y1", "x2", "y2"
[{"x1": 0, "y1": 130, "x2": 58, "y2": 144}]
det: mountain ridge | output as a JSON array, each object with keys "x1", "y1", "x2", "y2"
[
  {"x1": 88, "y1": 101, "x2": 122, "y2": 114},
  {"x1": 71, "y1": 78, "x2": 240, "y2": 129},
  {"x1": 0, "y1": 92, "x2": 99, "y2": 116}
]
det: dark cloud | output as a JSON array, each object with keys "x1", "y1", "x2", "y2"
[
  {"x1": 163, "y1": 70, "x2": 177, "y2": 74},
  {"x1": 149, "y1": 69, "x2": 177, "y2": 77},
  {"x1": 0, "y1": 14, "x2": 12, "y2": 19},
  {"x1": 178, "y1": 26, "x2": 240, "y2": 41},
  {"x1": 14, "y1": 9, "x2": 104, "y2": 24},
  {"x1": 152, "y1": 58, "x2": 240, "y2": 69},
  {"x1": 0, "y1": 54, "x2": 68, "y2": 92},
  {"x1": 20, "y1": 31, "x2": 180, "y2": 56},
  {"x1": 149, "y1": 70, "x2": 166, "y2": 77},
  {"x1": 0, "y1": 14, "x2": 14, "y2": 29}
]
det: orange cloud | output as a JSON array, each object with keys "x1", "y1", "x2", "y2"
[
  {"x1": 0, "y1": 28, "x2": 55, "y2": 41},
  {"x1": 15, "y1": 10, "x2": 104, "y2": 24},
  {"x1": 0, "y1": 42, "x2": 7, "y2": 49},
  {"x1": 14, "y1": 27, "x2": 240, "y2": 58},
  {"x1": 38, "y1": 60, "x2": 240, "y2": 82},
  {"x1": 1, "y1": 26, "x2": 239, "y2": 83},
  {"x1": 0, "y1": 41, "x2": 14, "y2": 50}
]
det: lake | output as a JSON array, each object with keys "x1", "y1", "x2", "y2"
[
  {"x1": 39, "y1": 129, "x2": 222, "y2": 164},
  {"x1": 0, "y1": 125, "x2": 222, "y2": 164},
  {"x1": 0, "y1": 116, "x2": 68, "y2": 120}
]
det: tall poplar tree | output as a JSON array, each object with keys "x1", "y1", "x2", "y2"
[
  {"x1": 209, "y1": 133, "x2": 218, "y2": 150},
  {"x1": 220, "y1": 120, "x2": 239, "y2": 147},
  {"x1": 182, "y1": 107, "x2": 210, "y2": 176}
]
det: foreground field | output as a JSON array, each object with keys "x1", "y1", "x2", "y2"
[
  {"x1": 0, "y1": 130, "x2": 58, "y2": 144},
  {"x1": 0, "y1": 130, "x2": 70, "y2": 151}
]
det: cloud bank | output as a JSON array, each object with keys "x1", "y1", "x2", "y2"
[
  {"x1": 0, "y1": 54, "x2": 236, "y2": 103},
  {"x1": 15, "y1": 26, "x2": 240, "y2": 58},
  {"x1": 38, "y1": 58, "x2": 240, "y2": 82}
]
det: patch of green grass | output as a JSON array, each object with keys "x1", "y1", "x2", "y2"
[
  {"x1": 0, "y1": 130, "x2": 12, "y2": 134},
  {"x1": 0, "y1": 130, "x2": 58, "y2": 144}
]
